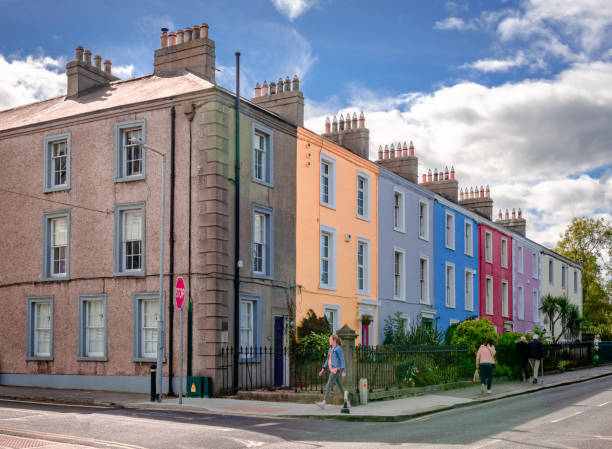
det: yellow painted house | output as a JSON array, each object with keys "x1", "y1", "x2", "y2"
[{"x1": 296, "y1": 120, "x2": 378, "y2": 345}]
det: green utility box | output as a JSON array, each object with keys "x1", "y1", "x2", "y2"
[
  {"x1": 187, "y1": 376, "x2": 212, "y2": 398},
  {"x1": 187, "y1": 376, "x2": 202, "y2": 397}
]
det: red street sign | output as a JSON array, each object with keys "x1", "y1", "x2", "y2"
[{"x1": 175, "y1": 277, "x2": 185, "y2": 309}]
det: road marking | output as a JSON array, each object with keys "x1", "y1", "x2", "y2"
[
  {"x1": 0, "y1": 427, "x2": 146, "y2": 449},
  {"x1": 230, "y1": 437, "x2": 266, "y2": 447},
  {"x1": 550, "y1": 411, "x2": 583, "y2": 423},
  {"x1": 470, "y1": 438, "x2": 501, "y2": 448},
  {"x1": 597, "y1": 401, "x2": 610, "y2": 407},
  {"x1": 251, "y1": 422, "x2": 280, "y2": 427}
]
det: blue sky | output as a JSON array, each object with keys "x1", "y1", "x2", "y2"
[{"x1": 1, "y1": 0, "x2": 611, "y2": 247}]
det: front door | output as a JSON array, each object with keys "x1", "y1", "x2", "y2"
[
  {"x1": 274, "y1": 316, "x2": 284, "y2": 386},
  {"x1": 361, "y1": 323, "x2": 369, "y2": 347}
]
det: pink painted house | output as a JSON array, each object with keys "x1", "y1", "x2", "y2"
[{"x1": 478, "y1": 223, "x2": 513, "y2": 333}]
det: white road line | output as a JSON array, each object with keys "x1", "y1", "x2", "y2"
[
  {"x1": 550, "y1": 411, "x2": 583, "y2": 423},
  {"x1": 251, "y1": 422, "x2": 279, "y2": 427},
  {"x1": 470, "y1": 438, "x2": 501, "y2": 449},
  {"x1": 597, "y1": 401, "x2": 610, "y2": 407}
]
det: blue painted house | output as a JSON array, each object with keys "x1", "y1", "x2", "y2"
[
  {"x1": 377, "y1": 166, "x2": 436, "y2": 343},
  {"x1": 433, "y1": 196, "x2": 479, "y2": 333}
]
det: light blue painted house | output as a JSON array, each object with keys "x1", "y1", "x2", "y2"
[
  {"x1": 377, "y1": 166, "x2": 436, "y2": 343},
  {"x1": 433, "y1": 196, "x2": 479, "y2": 333}
]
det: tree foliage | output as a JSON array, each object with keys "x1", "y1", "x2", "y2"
[
  {"x1": 297, "y1": 309, "x2": 330, "y2": 339},
  {"x1": 541, "y1": 294, "x2": 583, "y2": 343},
  {"x1": 450, "y1": 318, "x2": 498, "y2": 354},
  {"x1": 382, "y1": 311, "x2": 443, "y2": 346},
  {"x1": 555, "y1": 217, "x2": 612, "y2": 325}
]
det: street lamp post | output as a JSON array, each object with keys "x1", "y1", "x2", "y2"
[{"x1": 132, "y1": 138, "x2": 166, "y2": 402}]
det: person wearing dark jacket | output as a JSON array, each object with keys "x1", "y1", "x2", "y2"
[
  {"x1": 515, "y1": 336, "x2": 529, "y2": 382},
  {"x1": 528, "y1": 334, "x2": 544, "y2": 383}
]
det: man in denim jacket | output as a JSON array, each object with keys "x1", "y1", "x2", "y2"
[{"x1": 315, "y1": 334, "x2": 346, "y2": 409}]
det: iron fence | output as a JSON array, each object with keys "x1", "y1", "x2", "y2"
[{"x1": 354, "y1": 345, "x2": 474, "y2": 391}]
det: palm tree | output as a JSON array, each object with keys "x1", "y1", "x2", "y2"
[
  {"x1": 540, "y1": 294, "x2": 559, "y2": 342},
  {"x1": 540, "y1": 295, "x2": 583, "y2": 343}
]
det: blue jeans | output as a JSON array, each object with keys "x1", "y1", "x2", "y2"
[
  {"x1": 480, "y1": 363, "x2": 493, "y2": 389},
  {"x1": 324, "y1": 371, "x2": 345, "y2": 401}
]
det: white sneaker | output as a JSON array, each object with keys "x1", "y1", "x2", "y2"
[
  {"x1": 481, "y1": 384, "x2": 485, "y2": 393},
  {"x1": 315, "y1": 401, "x2": 325, "y2": 409},
  {"x1": 487, "y1": 389, "x2": 492, "y2": 394}
]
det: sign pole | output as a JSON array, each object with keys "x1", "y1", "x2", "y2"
[{"x1": 175, "y1": 276, "x2": 186, "y2": 405}]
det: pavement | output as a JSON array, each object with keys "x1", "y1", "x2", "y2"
[{"x1": 0, "y1": 364, "x2": 611, "y2": 422}]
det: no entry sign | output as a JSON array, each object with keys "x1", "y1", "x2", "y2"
[{"x1": 175, "y1": 277, "x2": 185, "y2": 309}]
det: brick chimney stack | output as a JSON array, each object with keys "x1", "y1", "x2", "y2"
[
  {"x1": 376, "y1": 141, "x2": 419, "y2": 183},
  {"x1": 66, "y1": 46, "x2": 119, "y2": 97},
  {"x1": 251, "y1": 75, "x2": 304, "y2": 126},
  {"x1": 154, "y1": 22, "x2": 216, "y2": 82},
  {"x1": 321, "y1": 111, "x2": 369, "y2": 159},
  {"x1": 420, "y1": 163, "x2": 459, "y2": 202},
  {"x1": 495, "y1": 207, "x2": 527, "y2": 236},
  {"x1": 459, "y1": 183, "x2": 494, "y2": 220}
]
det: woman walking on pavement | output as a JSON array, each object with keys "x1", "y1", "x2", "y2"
[
  {"x1": 476, "y1": 338, "x2": 496, "y2": 394},
  {"x1": 316, "y1": 334, "x2": 346, "y2": 409}
]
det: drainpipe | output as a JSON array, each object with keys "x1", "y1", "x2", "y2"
[
  {"x1": 187, "y1": 108, "x2": 194, "y2": 377},
  {"x1": 233, "y1": 52, "x2": 241, "y2": 394},
  {"x1": 167, "y1": 105, "x2": 176, "y2": 396}
]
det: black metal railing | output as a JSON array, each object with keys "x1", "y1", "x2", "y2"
[
  {"x1": 597, "y1": 342, "x2": 612, "y2": 364},
  {"x1": 218, "y1": 346, "x2": 289, "y2": 395},
  {"x1": 354, "y1": 345, "x2": 474, "y2": 391}
]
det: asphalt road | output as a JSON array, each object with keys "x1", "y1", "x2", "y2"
[{"x1": 0, "y1": 376, "x2": 611, "y2": 449}]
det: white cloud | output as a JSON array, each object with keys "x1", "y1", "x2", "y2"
[
  {"x1": 434, "y1": 17, "x2": 475, "y2": 31},
  {"x1": 305, "y1": 62, "x2": 612, "y2": 246},
  {"x1": 112, "y1": 64, "x2": 135, "y2": 78},
  {"x1": 461, "y1": 51, "x2": 527, "y2": 72},
  {"x1": 271, "y1": 0, "x2": 317, "y2": 21},
  {"x1": 0, "y1": 54, "x2": 65, "y2": 110}
]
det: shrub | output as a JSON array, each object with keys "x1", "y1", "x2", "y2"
[
  {"x1": 498, "y1": 331, "x2": 529, "y2": 346},
  {"x1": 450, "y1": 318, "x2": 498, "y2": 354},
  {"x1": 395, "y1": 360, "x2": 419, "y2": 387},
  {"x1": 383, "y1": 312, "x2": 443, "y2": 346},
  {"x1": 297, "y1": 309, "x2": 330, "y2": 339},
  {"x1": 493, "y1": 364, "x2": 513, "y2": 378},
  {"x1": 445, "y1": 322, "x2": 459, "y2": 344},
  {"x1": 295, "y1": 332, "x2": 329, "y2": 362}
]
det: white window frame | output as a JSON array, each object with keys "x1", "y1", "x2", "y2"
[
  {"x1": 393, "y1": 247, "x2": 406, "y2": 301},
  {"x1": 393, "y1": 188, "x2": 405, "y2": 233},
  {"x1": 532, "y1": 253, "x2": 538, "y2": 279},
  {"x1": 501, "y1": 238, "x2": 508, "y2": 268},
  {"x1": 42, "y1": 211, "x2": 70, "y2": 281},
  {"x1": 573, "y1": 270, "x2": 578, "y2": 293},
  {"x1": 320, "y1": 153, "x2": 336, "y2": 209},
  {"x1": 239, "y1": 294, "x2": 260, "y2": 358},
  {"x1": 486, "y1": 276, "x2": 493, "y2": 315},
  {"x1": 115, "y1": 119, "x2": 146, "y2": 182},
  {"x1": 445, "y1": 262, "x2": 456, "y2": 308},
  {"x1": 356, "y1": 237, "x2": 370, "y2": 295},
  {"x1": 419, "y1": 256, "x2": 430, "y2": 305},
  {"x1": 133, "y1": 293, "x2": 164, "y2": 362},
  {"x1": 502, "y1": 280, "x2": 509, "y2": 318},
  {"x1": 26, "y1": 297, "x2": 54, "y2": 361},
  {"x1": 78, "y1": 295, "x2": 107, "y2": 361},
  {"x1": 518, "y1": 246, "x2": 524, "y2": 273},
  {"x1": 533, "y1": 289, "x2": 539, "y2": 321},
  {"x1": 485, "y1": 231, "x2": 493, "y2": 263},
  {"x1": 252, "y1": 205, "x2": 274, "y2": 279},
  {"x1": 356, "y1": 171, "x2": 370, "y2": 221},
  {"x1": 549, "y1": 259, "x2": 554, "y2": 284},
  {"x1": 43, "y1": 133, "x2": 71, "y2": 192},
  {"x1": 517, "y1": 285, "x2": 524, "y2": 320},
  {"x1": 240, "y1": 300, "x2": 254, "y2": 348},
  {"x1": 464, "y1": 220, "x2": 473, "y2": 256},
  {"x1": 561, "y1": 265, "x2": 567, "y2": 288},
  {"x1": 445, "y1": 212, "x2": 455, "y2": 250},
  {"x1": 252, "y1": 123, "x2": 274, "y2": 186},
  {"x1": 324, "y1": 304, "x2": 340, "y2": 334},
  {"x1": 418, "y1": 200, "x2": 428, "y2": 241},
  {"x1": 465, "y1": 269, "x2": 475, "y2": 311},
  {"x1": 319, "y1": 225, "x2": 337, "y2": 290},
  {"x1": 114, "y1": 203, "x2": 146, "y2": 276}
]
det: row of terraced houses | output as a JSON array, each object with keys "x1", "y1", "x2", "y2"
[{"x1": 0, "y1": 23, "x2": 582, "y2": 395}]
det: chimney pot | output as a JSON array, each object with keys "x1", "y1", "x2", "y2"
[
  {"x1": 84, "y1": 50, "x2": 92, "y2": 65},
  {"x1": 254, "y1": 83, "x2": 261, "y2": 98},
  {"x1": 177, "y1": 29, "x2": 184, "y2": 44},
  {"x1": 505, "y1": 209, "x2": 509, "y2": 220},
  {"x1": 434, "y1": 168, "x2": 438, "y2": 181},
  {"x1": 359, "y1": 111, "x2": 365, "y2": 128},
  {"x1": 201, "y1": 23, "x2": 209, "y2": 39},
  {"x1": 512, "y1": 208, "x2": 516, "y2": 219},
  {"x1": 352, "y1": 112, "x2": 358, "y2": 128},
  {"x1": 518, "y1": 208, "x2": 522, "y2": 218},
  {"x1": 480, "y1": 186, "x2": 484, "y2": 198},
  {"x1": 332, "y1": 115, "x2": 338, "y2": 132},
  {"x1": 104, "y1": 59, "x2": 111, "y2": 74},
  {"x1": 485, "y1": 184, "x2": 490, "y2": 198},
  {"x1": 292, "y1": 74, "x2": 300, "y2": 91},
  {"x1": 409, "y1": 141, "x2": 415, "y2": 156},
  {"x1": 345, "y1": 113, "x2": 351, "y2": 130},
  {"x1": 384, "y1": 145, "x2": 389, "y2": 159},
  {"x1": 339, "y1": 114, "x2": 344, "y2": 131},
  {"x1": 378, "y1": 146, "x2": 383, "y2": 160},
  {"x1": 277, "y1": 77, "x2": 284, "y2": 93},
  {"x1": 450, "y1": 166, "x2": 455, "y2": 179},
  {"x1": 160, "y1": 28, "x2": 169, "y2": 48},
  {"x1": 75, "y1": 46, "x2": 84, "y2": 61},
  {"x1": 94, "y1": 55, "x2": 102, "y2": 69},
  {"x1": 270, "y1": 81, "x2": 276, "y2": 95},
  {"x1": 325, "y1": 116, "x2": 331, "y2": 133},
  {"x1": 193, "y1": 25, "x2": 201, "y2": 39},
  {"x1": 261, "y1": 80, "x2": 268, "y2": 96},
  {"x1": 498, "y1": 209, "x2": 503, "y2": 220},
  {"x1": 390, "y1": 143, "x2": 395, "y2": 158},
  {"x1": 169, "y1": 31, "x2": 177, "y2": 46},
  {"x1": 428, "y1": 169, "x2": 432, "y2": 182},
  {"x1": 184, "y1": 27, "x2": 192, "y2": 42},
  {"x1": 445, "y1": 166, "x2": 449, "y2": 180},
  {"x1": 422, "y1": 173, "x2": 427, "y2": 183},
  {"x1": 284, "y1": 76, "x2": 291, "y2": 91}
]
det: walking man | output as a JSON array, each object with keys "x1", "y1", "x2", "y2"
[
  {"x1": 515, "y1": 336, "x2": 529, "y2": 382},
  {"x1": 528, "y1": 333, "x2": 544, "y2": 384}
]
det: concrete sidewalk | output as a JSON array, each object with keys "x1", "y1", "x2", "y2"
[{"x1": 1, "y1": 365, "x2": 611, "y2": 422}]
